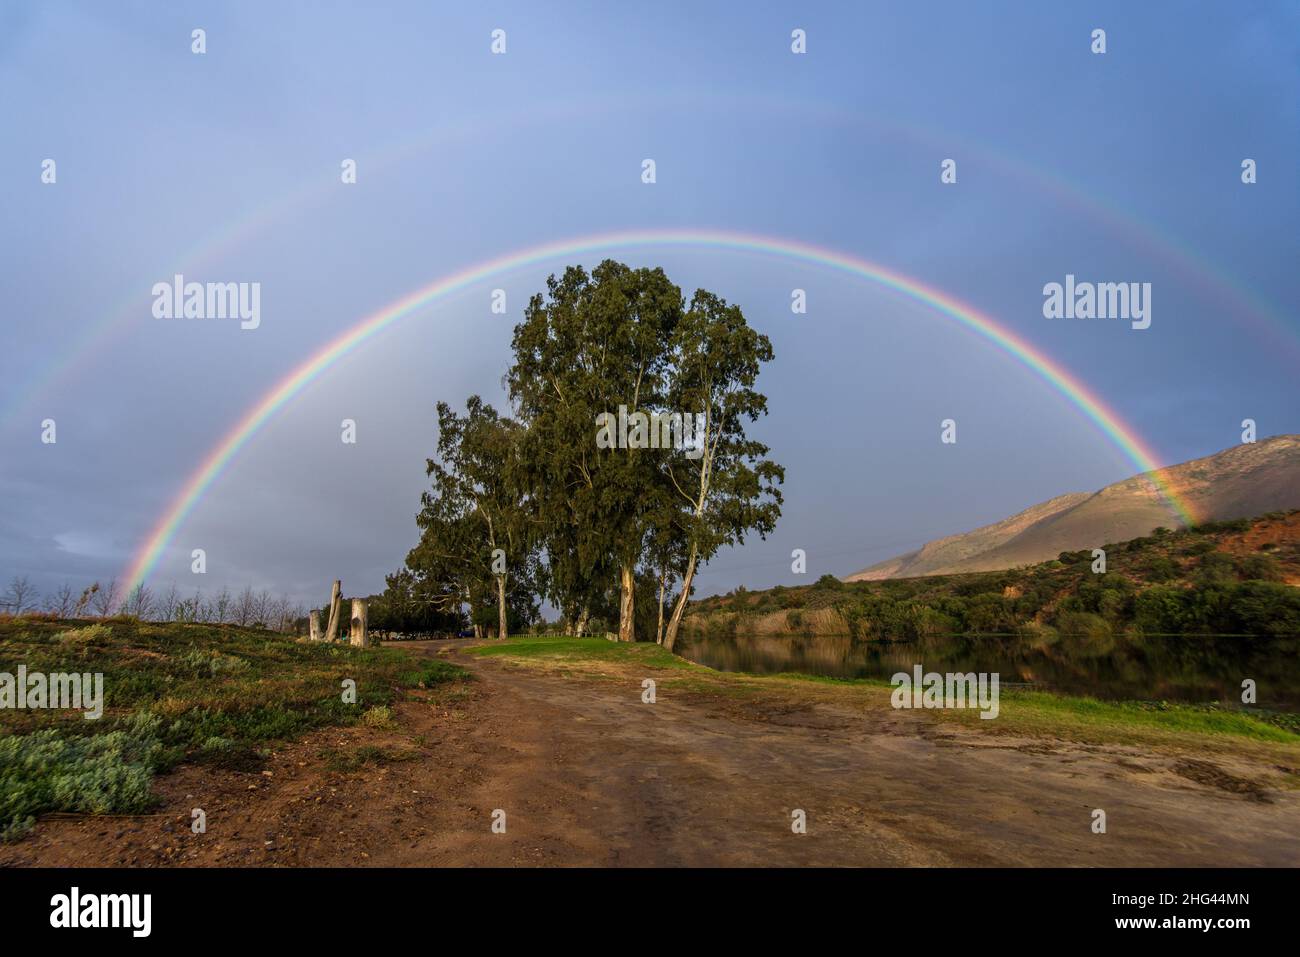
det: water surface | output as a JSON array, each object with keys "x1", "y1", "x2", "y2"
[{"x1": 673, "y1": 631, "x2": 1299, "y2": 710}]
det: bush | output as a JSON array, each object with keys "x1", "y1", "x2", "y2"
[
  {"x1": 1054, "y1": 611, "x2": 1112, "y2": 642},
  {"x1": 1236, "y1": 554, "x2": 1283, "y2": 582},
  {"x1": 1196, "y1": 552, "x2": 1238, "y2": 586},
  {"x1": 0, "y1": 712, "x2": 164, "y2": 840},
  {"x1": 1143, "y1": 556, "x2": 1179, "y2": 582},
  {"x1": 1135, "y1": 581, "x2": 1300, "y2": 638}
]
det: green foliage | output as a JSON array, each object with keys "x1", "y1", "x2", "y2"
[
  {"x1": 1195, "y1": 552, "x2": 1238, "y2": 586},
  {"x1": 402, "y1": 659, "x2": 471, "y2": 688},
  {"x1": 1054, "y1": 611, "x2": 1112, "y2": 642},
  {"x1": 1135, "y1": 581, "x2": 1300, "y2": 637},
  {"x1": 1191, "y1": 518, "x2": 1251, "y2": 535},
  {"x1": 1236, "y1": 553, "x2": 1282, "y2": 582},
  {"x1": 404, "y1": 397, "x2": 540, "y2": 638},
  {"x1": 0, "y1": 617, "x2": 473, "y2": 838},
  {"x1": 503, "y1": 261, "x2": 782, "y2": 643},
  {"x1": 0, "y1": 712, "x2": 164, "y2": 840},
  {"x1": 685, "y1": 511, "x2": 1300, "y2": 644},
  {"x1": 367, "y1": 570, "x2": 464, "y2": 636},
  {"x1": 1143, "y1": 555, "x2": 1179, "y2": 582}
]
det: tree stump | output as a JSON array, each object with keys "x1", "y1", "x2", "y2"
[
  {"x1": 309, "y1": 610, "x2": 321, "y2": 642},
  {"x1": 324, "y1": 580, "x2": 342, "y2": 643},
  {"x1": 349, "y1": 598, "x2": 369, "y2": 647}
]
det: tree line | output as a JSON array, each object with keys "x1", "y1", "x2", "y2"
[
  {"x1": 0, "y1": 575, "x2": 306, "y2": 633},
  {"x1": 383, "y1": 261, "x2": 784, "y2": 647}
]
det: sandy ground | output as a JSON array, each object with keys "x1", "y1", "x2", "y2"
[{"x1": 2, "y1": 640, "x2": 1297, "y2": 867}]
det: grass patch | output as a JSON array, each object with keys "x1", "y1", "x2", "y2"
[
  {"x1": 468, "y1": 635, "x2": 693, "y2": 669},
  {"x1": 361, "y1": 705, "x2": 394, "y2": 728},
  {"x1": 925, "y1": 686, "x2": 1300, "y2": 746},
  {"x1": 320, "y1": 744, "x2": 419, "y2": 773},
  {"x1": 401, "y1": 659, "x2": 472, "y2": 688}
]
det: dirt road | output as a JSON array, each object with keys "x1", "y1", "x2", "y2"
[{"x1": 3, "y1": 641, "x2": 1297, "y2": 866}]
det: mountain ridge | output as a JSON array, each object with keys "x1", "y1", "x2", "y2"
[{"x1": 845, "y1": 434, "x2": 1300, "y2": 581}]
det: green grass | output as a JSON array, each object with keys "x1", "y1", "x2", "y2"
[
  {"x1": 469, "y1": 635, "x2": 694, "y2": 668},
  {"x1": 474, "y1": 634, "x2": 1300, "y2": 752},
  {"x1": 0, "y1": 617, "x2": 469, "y2": 839}
]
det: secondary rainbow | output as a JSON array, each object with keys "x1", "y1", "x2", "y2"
[
  {"x1": 13, "y1": 96, "x2": 1296, "y2": 433},
  {"x1": 121, "y1": 228, "x2": 1198, "y2": 593}
]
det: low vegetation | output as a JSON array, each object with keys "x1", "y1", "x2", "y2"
[
  {"x1": 683, "y1": 511, "x2": 1300, "y2": 643},
  {"x1": 0, "y1": 617, "x2": 469, "y2": 840}
]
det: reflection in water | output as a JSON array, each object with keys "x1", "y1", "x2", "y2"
[{"x1": 673, "y1": 631, "x2": 1300, "y2": 710}]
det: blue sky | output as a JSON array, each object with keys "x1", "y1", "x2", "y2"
[{"x1": 1, "y1": 1, "x2": 1296, "y2": 608}]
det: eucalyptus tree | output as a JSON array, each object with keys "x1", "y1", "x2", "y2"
[
  {"x1": 508, "y1": 261, "x2": 682, "y2": 641},
  {"x1": 658, "y1": 290, "x2": 784, "y2": 650},
  {"x1": 407, "y1": 396, "x2": 537, "y2": 639}
]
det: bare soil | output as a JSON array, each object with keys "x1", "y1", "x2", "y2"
[{"x1": 2, "y1": 640, "x2": 1296, "y2": 867}]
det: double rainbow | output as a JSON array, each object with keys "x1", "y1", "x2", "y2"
[{"x1": 121, "y1": 228, "x2": 1197, "y2": 593}]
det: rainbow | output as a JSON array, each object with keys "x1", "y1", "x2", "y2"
[
  {"x1": 120, "y1": 228, "x2": 1198, "y2": 593},
  {"x1": 9, "y1": 92, "x2": 1298, "y2": 433}
]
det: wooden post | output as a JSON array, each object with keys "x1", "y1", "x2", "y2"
[
  {"x1": 349, "y1": 598, "x2": 369, "y2": 647},
  {"x1": 324, "y1": 580, "x2": 342, "y2": 643},
  {"x1": 309, "y1": 610, "x2": 321, "y2": 642}
]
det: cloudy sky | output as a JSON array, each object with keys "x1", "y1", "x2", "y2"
[{"x1": 1, "y1": 1, "x2": 1296, "y2": 610}]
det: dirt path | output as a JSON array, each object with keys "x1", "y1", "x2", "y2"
[{"x1": 3, "y1": 641, "x2": 1297, "y2": 867}]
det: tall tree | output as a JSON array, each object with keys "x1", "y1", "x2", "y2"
[
  {"x1": 508, "y1": 262, "x2": 682, "y2": 641},
  {"x1": 659, "y1": 290, "x2": 784, "y2": 650},
  {"x1": 408, "y1": 396, "x2": 536, "y2": 639}
]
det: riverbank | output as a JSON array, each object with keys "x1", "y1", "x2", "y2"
[{"x1": 2, "y1": 634, "x2": 1296, "y2": 866}]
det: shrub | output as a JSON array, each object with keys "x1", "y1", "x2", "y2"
[
  {"x1": 1143, "y1": 556, "x2": 1179, "y2": 582},
  {"x1": 1054, "y1": 611, "x2": 1112, "y2": 642},
  {"x1": 1236, "y1": 554, "x2": 1282, "y2": 582},
  {"x1": 0, "y1": 712, "x2": 164, "y2": 840},
  {"x1": 1195, "y1": 552, "x2": 1238, "y2": 586}
]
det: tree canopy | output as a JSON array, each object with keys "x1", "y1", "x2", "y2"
[{"x1": 379, "y1": 261, "x2": 782, "y2": 643}]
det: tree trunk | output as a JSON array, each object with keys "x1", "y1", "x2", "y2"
[
  {"x1": 349, "y1": 598, "x2": 369, "y2": 647},
  {"x1": 575, "y1": 606, "x2": 589, "y2": 638},
  {"x1": 617, "y1": 563, "x2": 635, "y2": 642},
  {"x1": 309, "y1": 610, "x2": 321, "y2": 642},
  {"x1": 495, "y1": 576, "x2": 508, "y2": 641},
  {"x1": 655, "y1": 569, "x2": 667, "y2": 644},
  {"x1": 324, "y1": 580, "x2": 342, "y2": 643},
  {"x1": 662, "y1": 545, "x2": 698, "y2": 652}
]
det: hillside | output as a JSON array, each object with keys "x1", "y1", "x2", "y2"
[
  {"x1": 686, "y1": 510, "x2": 1300, "y2": 644},
  {"x1": 847, "y1": 434, "x2": 1300, "y2": 580}
]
